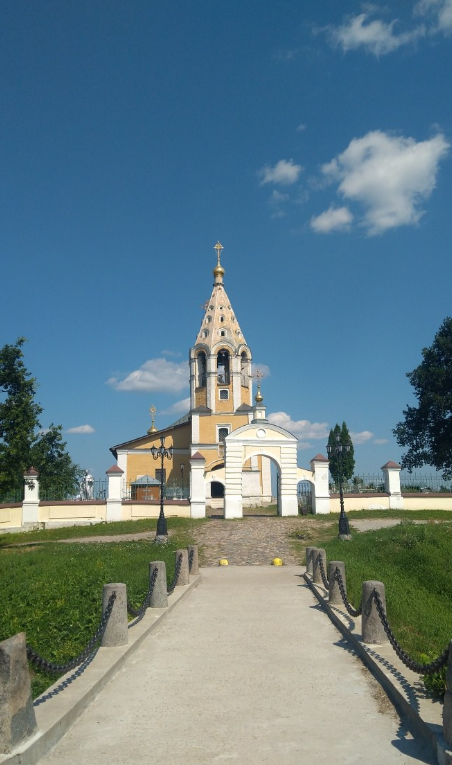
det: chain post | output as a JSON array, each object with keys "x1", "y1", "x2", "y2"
[
  {"x1": 313, "y1": 549, "x2": 327, "y2": 586},
  {"x1": 188, "y1": 545, "x2": 199, "y2": 575},
  {"x1": 176, "y1": 549, "x2": 190, "y2": 586},
  {"x1": 149, "y1": 561, "x2": 168, "y2": 608},
  {"x1": 101, "y1": 583, "x2": 128, "y2": 647},
  {"x1": 328, "y1": 561, "x2": 345, "y2": 605},
  {"x1": 305, "y1": 547, "x2": 317, "y2": 576},
  {"x1": 362, "y1": 581, "x2": 387, "y2": 645}
]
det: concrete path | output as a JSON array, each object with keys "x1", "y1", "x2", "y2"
[{"x1": 40, "y1": 567, "x2": 435, "y2": 765}]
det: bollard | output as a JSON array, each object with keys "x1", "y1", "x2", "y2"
[
  {"x1": 443, "y1": 640, "x2": 452, "y2": 746},
  {"x1": 149, "y1": 561, "x2": 168, "y2": 608},
  {"x1": 187, "y1": 545, "x2": 199, "y2": 575},
  {"x1": 361, "y1": 581, "x2": 388, "y2": 645},
  {"x1": 101, "y1": 583, "x2": 128, "y2": 647},
  {"x1": 176, "y1": 549, "x2": 190, "y2": 586},
  {"x1": 0, "y1": 633, "x2": 37, "y2": 755},
  {"x1": 312, "y1": 548, "x2": 327, "y2": 585},
  {"x1": 328, "y1": 561, "x2": 346, "y2": 605},
  {"x1": 305, "y1": 546, "x2": 317, "y2": 576}
]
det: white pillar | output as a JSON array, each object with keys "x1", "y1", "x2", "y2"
[
  {"x1": 381, "y1": 461, "x2": 403, "y2": 509},
  {"x1": 279, "y1": 445, "x2": 299, "y2": 516},
  {"x1": 310, "y1": 454, "x2": 330, "y2": 514},
  {"x1": 106, "y1": 465, "x2": 124, "y2": 522},
  {"x1": 22, "y1": 468, "x2": 39, "y2": 526},
  {"x1": 190, "y1": 452, "x2": 206, "y2": 518},
  {"x1": 224, "y1": 440, "x2": 243, "y2": 518}
]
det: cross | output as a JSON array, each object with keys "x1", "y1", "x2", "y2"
[
  {"x1": 252, "y1": 369, "x2": 263, "y2": 382},
  {"x1": 214, "y1": 241, "x2": 224, "y2": 266}
]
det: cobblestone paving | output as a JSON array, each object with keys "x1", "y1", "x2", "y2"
[{"x1": 192, "y1": 516, "x2": 331, "y2": 566}]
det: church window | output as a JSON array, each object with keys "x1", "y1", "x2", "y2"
[
  {"x1": 220, "y1": 316, "x2": 225, "y2": 322},
  {"x1": 217, "y1": 350, "x2": 230, "y2": 384},
  {"x1": 218, "y1": 426, "x2": 229, "y2": 443},
  {"x1": 241, "y1": 352, "x2": 249, "y2": 387},
  {"x1": 202, "y1": 329, "x2": 209, "y2": 338},
  {"x1": 236, "y1": 330, "x2": 241, "y2": 337},
  {"x1": 219, "y1": 389, "x2": 229, "y2": 400},
  {"x1": 206, "y1": 315, "x2": 212, "y2": 323},
  {"x1": 197, "y1": 352, "x2": 207, "y2": 387},
  {"x1": 220, "y1": 330, "x2": 226, "y2": 337}
]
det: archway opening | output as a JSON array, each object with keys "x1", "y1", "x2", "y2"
[{"x1": 241, "y1": 455, "x2": 279, "y2": 517}]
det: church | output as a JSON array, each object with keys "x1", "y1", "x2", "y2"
[{"x1": 110, "y1": 243, "x2": 322, "y2": 518}]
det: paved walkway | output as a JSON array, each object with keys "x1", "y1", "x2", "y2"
[{"x1": 40, "y1": 567, "x2": 435, "y2": 765}]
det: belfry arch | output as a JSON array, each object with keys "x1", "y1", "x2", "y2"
[{"x1": 223, "y1": 421, "x2": 299, "y2": 518}]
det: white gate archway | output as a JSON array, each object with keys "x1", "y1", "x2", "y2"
[{"x1": 224, "y1": 421, "x2": 298, "y2": 518}]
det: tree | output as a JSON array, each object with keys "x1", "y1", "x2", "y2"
[
  {"x1": 327, "y1": 422, "x2": 355, "y2": 485},
  {"x1": 0, "y1": 338, "x2": 81, "y2": 497},
  {"x1": 393, "y1": 316, "x2": 452, "y2": 480}
]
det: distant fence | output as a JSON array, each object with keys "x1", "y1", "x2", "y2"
[
  {"x1": 39, "y1": 480, "x2": 108, "y2": 502},
  {"x1": 329, "y1": 473, "x2": 452, "y2": 495}
]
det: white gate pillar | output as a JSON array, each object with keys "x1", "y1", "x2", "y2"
[
  {"x1": 106, "y1": 465, "x2": 124, "y2": 522},
  {"x1": 22, "y1": 468, "x2": 39, "y2": 526},
  {"x1": 381, "y1": 461, "x2": 403, "y2": 509},
  {"x1": 310, "y1": 454, "x2": 330, "y2": 515},
  {"x1": 224, "y1": 440, "x2": 243, "y2": 519},
  {"x1": 279, "y1": 445, "x2": 299, "y2": 516},
  {"x1": 190, "y1": 452, "x2": 206, "y2": 518}
]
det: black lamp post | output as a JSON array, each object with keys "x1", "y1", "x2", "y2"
[
  {"x1": 151, "y1": 436, "x2": 173, "y2": 543},
  {"x1": 326, "y1": 434, "x2": 352, "y2": 540}
]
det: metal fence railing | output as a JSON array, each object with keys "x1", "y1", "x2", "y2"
[
  {"x1": 122, "y1": 479, "x2": 189, "y2": 501},
  {"x1": 40, "y1": 480, "x2": 108, "y2": 502},
  {"x1": 329, "y1": 474, "x2": 385, "y2": 494},
  {"x1": 399, "y1": 473, "x2": 452, "y2": 493},
  {"x1": 0, "y1": 489, "x2": 24, "y2": 504}
]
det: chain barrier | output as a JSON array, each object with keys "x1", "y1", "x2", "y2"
[
  {"x1": 333, "y1": 567, "x2": 362, "y2": 617},
  {"x1": 127, "y1": 567, "x2": 159, "y2": 619},
  {"x1": 167, "y1": 552, "x2": 183, "y2": 596},
  {"x1": 26, "y1": 592, "x2": 116, "y2": 675},
  {"x1": 372, "y1": 589, "x2": 449, "y2": 675},
  {"x1": 316, "y1": 554, "x2": 329, "y2": 589},
  {"x1": 188, "y1": 548, "x2": 194, "y2": 572}
]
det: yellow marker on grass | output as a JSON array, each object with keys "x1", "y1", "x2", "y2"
[{"x1": 272, "y1": 558, "x2": 283, "y2": 566}]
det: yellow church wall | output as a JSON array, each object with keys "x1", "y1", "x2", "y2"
[
  {"x1": 198, "y1": 413, "x2": 249, "y2": 443},
  {"x1": 0, "y1": 504, "x2": 22, "y2": 528},
  {"x1": 195, "y1": 387, "x2": 207, "y2": 407},
  {"x1": 127, "y1": 452, "x2": 189, "y2": 485},
  {"x1": 133, "y1": 423, "x2": 191, "y2": 451}
]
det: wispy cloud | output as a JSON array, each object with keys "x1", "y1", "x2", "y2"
[
  {"x1": 259, "y1": 159, "x2": 303, "y2": 186},
  {"x1": 161, "y1": 398, "x2": 191, "y2": 416},
  {"x1": 66, "y1": 424, "x2": 95, "y2": 434},
  {"x1": 107, "y1": 358, "x2": 188, "y2": 393},
  {"x1": 313, "y1": 130, "x2": 449, "y2": 235},
  {"x1": 374, "y1": 438, "x2": 390, "y2": 445},
  {"x1": 350, "y1": 430, "x2": 374, "y2": 444},
  {"x1": 268, "y1": 411, "x2": 329, "y2": 441},
  {"x1": 251, "y1": 363, "x2": 271, "y2": 379},
  {"x1": 310, "y1": 205, "x2": 353, "y2": 233}
]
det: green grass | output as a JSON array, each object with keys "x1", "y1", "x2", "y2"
[
  {"x1": 0, "y1": 520, "x2": 199, "y2": 697},
  {"x1": 0, "y1": 516, "x2": 206, "y2": 546}
]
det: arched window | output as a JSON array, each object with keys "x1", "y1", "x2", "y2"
[
  {"x1": 197, "y1": 352, "x2": 207, "y2": 387},
  {"x1": 217, "y1": 350, "x2": 230, "y2": 384},
  {"x1": 241, "y1": 351, "x2": 249, "y2": 387}
]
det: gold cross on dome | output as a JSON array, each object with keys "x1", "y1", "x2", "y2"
[
  {"x1": 149, "y1": 405, "x2": 157, "y2": 433},
  {"x1": 214, "y1": 241, "x2": 224, "y2": 266},
  {"x1": 253, "y1": 369, "x2": 263, "y2": 381}
]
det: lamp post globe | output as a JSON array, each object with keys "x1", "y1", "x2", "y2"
[
  {"x1": 151, "y1": 436, "x2": 173, "y2": 543},
  {"x1": 326, "y1": 434, "x2": 352, "y2": 540}
]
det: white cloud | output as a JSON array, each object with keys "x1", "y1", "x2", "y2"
[
  {"x1": 297, "y1": 123, "x2": 307, "y2": 132},
  {"x1": 350, "y1": 430, "x2": 374, "y2": 444},
  {"x1": 107, "y1": 358, "x2": 188, "y2": 393},
  {"x1": 317, "y1": 130, "x2": 449, "y2": 235},
  {"x1": 161, "y1": 398, "x2": 191, "y2": 416},
  {"x1": 259, "y1": 159, "x2": 303, "y2": 186},
  {"x1": 330, "y1": 13, "x2": 424, "y2": 55},
  {"x1": 310, "y1": 205, "x2": 353, "y2": 233},
  {"x1": 374, "y1": 438, "x2": 390, "y2": 445},
  {"x1": 268, "y1": 411, "x2": 329, "y2": 440},
  {"x1": 66, "y1": 424, "x2": 95, "y2": 434},
  {"x1": 415, "y1": 0, "x2": 452, "y2": 32}
]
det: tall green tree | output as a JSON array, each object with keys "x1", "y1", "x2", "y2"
[
  {"x1": 393, "y1": 317, "x2": 452, "y2": 480},
  {"x1": 327, "y1": 422, "x2": 355, "y2": 485},
  {"x1": 0, "y1": 338, "x2": 81, "y2": 497}
]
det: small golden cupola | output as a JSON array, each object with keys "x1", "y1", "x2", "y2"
[{"x1": 189, "y1": 242, "x2": 253, "y2": 414}]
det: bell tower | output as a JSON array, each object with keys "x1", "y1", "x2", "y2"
[{"x1": 189, "y1": 242, "x2": 253, "y2": 415}]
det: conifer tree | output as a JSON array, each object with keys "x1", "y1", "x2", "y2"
[{"x1": 327, "y1": 422, "x2": 355, "y2": 486}]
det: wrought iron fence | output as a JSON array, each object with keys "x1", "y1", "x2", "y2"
[
  {"x1": 400, "y1": 473, "x2": 452, "y2": 493},
  {"x1": 297, "y1": 481, "x2": 313, "y2": 513},
  {"x1": 329, "y1": 474, "x2": 385, "y2": 494},
  {"x1": 40, "y1": 480, "x2": 108, "y2": 502}
]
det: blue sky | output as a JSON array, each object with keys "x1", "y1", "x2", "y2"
[{"x1": 1, "y1": 0, "x2": 451, "y2": 480}]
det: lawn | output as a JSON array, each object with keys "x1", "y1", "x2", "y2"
[{"x1": 0, "y1": 518, "x2": 200, "y2": 697}]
